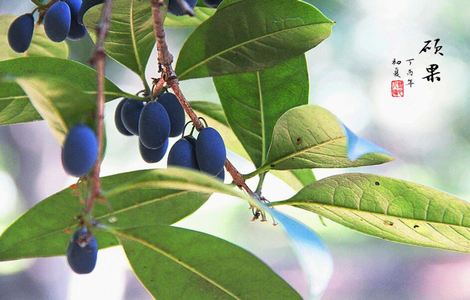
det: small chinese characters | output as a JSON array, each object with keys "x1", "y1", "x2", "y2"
[{"x1": 389, "y1": 38, "x2": 444, "y2": 97}]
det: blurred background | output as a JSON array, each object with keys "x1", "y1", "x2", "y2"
[{"x1": 1, "y1": 0, "x2": 470, "y2": 299}]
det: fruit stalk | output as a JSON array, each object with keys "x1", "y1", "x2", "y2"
[
  {"x1": 85, "y1": 0, "x2": 113, "y2": 214},
  {"x1": 150, "y1": 0, "x2": 257, "y2": 198}
]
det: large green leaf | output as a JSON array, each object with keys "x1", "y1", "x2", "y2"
[
  {"x1": 0, "y1": 15, "x2": 69, "y2": 61},
  {"x1": 0, "y1": 168, "x2": 252, "y2": 261},
  {"x1": 191, "y1": 101, "x2": 315, "y2": 190},
  {"x1": 175, "y1": 0, "x2": 333, "y2": 80},
  {"x1": 0, "y1": 81, "x2": 41, "y2": 125},
  {"x1": 84, "y1": 0, "x2": 154, "y2": 89},
  {"x1": 0, "y1": 57, "x2": 131, "y2": 139},
  {"x1": 276, "y1": 173, "x2": 470, "y2": 253},
  {"x1": 214, "y1": 55, "x2": 308, "y2": 167},
  {"x1": 165, "y1": 7, "x2": 214, "y2": 27},
  {"x1": 257, "y1": 105, "x2": 392, "y2": 173},
  {"x1": 115, "y1": 225, "x2": 301, "y2": 299}
]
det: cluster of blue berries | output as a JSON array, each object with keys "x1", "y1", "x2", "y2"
[
  {"x1": 115, "y1": 93, "x2": 185, "y2": 163},
  {"x1": 8, "y1": 0, "x2": 87, "y2": 53},
  {"x1": 114, "y1": 92, "x2": 227, "y2": 180}
]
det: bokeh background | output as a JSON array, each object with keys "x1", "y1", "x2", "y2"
[{"x1": 1, "y1": 0, "x2": 470, "y2": 299}]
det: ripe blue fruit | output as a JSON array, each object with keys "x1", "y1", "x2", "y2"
[
  {"x1": 121, "y1": 99, "x2": 144, "y2": 135},
  {"x1": 62, "y1": 124, "x2": 98, "y2": 177},
  {"x1": 78, "y1": 0, "x2": 104, "y2": 24},
  {"x1": 216, "y1": 169, "x2": 225, "y2": 181},
  {"x1": 44, "y1": 1, "x2": 72, "y2": 42},
  {"x1": 168, "y1": 137, "x2": 198, "y2": 170},
  {"x1": 8, "y1": 14, "x2": 34, "y2": 53},
  {"x1": 139, "y1": 139, "x2": 169, "y2": 163},
  {"x1": 139, "y1": 101, "x2": 171, "y2": 149},
  {"x1": 204, "y1": 0, "x2": 223, "y2": 8},
  {"x1": 158, "y1": 93, "x2": 185, "y2": 137},
  {"x1": 196, "y1": 127, "x2": 226, "y2": 176},
  {"x1": 114, "y1": 99, "x2": 133, "y2": 136},
  {"x1": 67, "y1": 227, "x2": 98, "y2": 274},
  {"x1": 168, "y1": 0, "x2": 198, "y2": 16},
  {"x1": 65, "y1": 0, "x2": 87, "y2": 40}
]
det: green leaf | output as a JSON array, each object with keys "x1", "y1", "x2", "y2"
[
  {"x1": 276, "y1": 173, "x2": 470, "y2": 253},
  {"x1": 191, "y1": 100, "x2": 250, "y2": 159},
  {"x1": 114, "y1": 225, "x2": 301, "y2": 299},
  {"x1": 0, "y1": 15, "x2": 69, "y2": 61},
  {"x1": 0, "y1": 57, "x2": 130, "y2": 139},
  {"x1": 84, "y1": 0, "x2": 154, "y2": 90},
  {"x1": 214, "y1": 55, "x2": 308, "y2": 167},
  {"x1": 290, "y1": 169, "x2": 316, "y2": 186},
  {"x1": 175, "y1": 0, "x2": 333, "y2": 80},
  {"x1": 258, "y1": 105, "x2": 392, "y2": 173},
  {"x1": 165, "y1": 7, "x2": 214, "y2": 27},
  {"x1": 191, "y1": 101, "x2": 315, "y2": 190},
  {"x1": 0, "y1": 81, "x2": 41, "y2": 125},
  {"x1": 0, "y1": 168, "x2": 253, "y2": 261}
]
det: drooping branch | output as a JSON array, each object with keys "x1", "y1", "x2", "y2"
[
  {"x1": 149, "y1": 0, "x2": 258, "y2": 201},
  {"x1": 85, "y1": 0, "x2": 113, "y2": 214}
]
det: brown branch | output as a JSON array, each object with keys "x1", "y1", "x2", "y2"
[
  {"x1": 85, "y1": 0, "x2": 113, "y2": 214},
  {"x1": 150, "y1": 0, "x2": 256, "y2": 198}
]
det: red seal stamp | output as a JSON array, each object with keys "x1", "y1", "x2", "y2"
[{"x1": 391, "y1": 80, "x2": 404, "y2": 97}]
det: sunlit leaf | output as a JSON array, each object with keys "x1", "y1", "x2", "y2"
[
  {"x1": 277, "y1": 173, "x2": 470, "y2": 253},
  {"x1": 261, "y1": 105, "x2": 392, "y2": 172},
  {"x1": 0, "y1": 57, "x2": 130, "y2": 128}
]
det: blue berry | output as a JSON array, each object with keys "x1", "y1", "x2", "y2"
[
  {"x1": 78, "y1": 0, "x2": 104, "y2": 24},
  {"x1": 158, "y1": 93, "x2": 185, "y2": 137},
  {"x1": 8, "y1": 14, "x2": 34, "y2": 53},
  {"x1": 168, "y1": 137, "x2": 198, "y2": 170},
  {"x1": 62, "y1": 124, "x2": 98, "y2": 177},
  {"x1": 65, "y1": 0, "x2": 87, "y2": 40},
  {"x1": 139, "y1": 101, "x2": 171, "y2": 149},
  {"x1": 121, "y1": 99, "x2": 144, "y2": 135},
  {"x1": 114, "y1": 99, "x2": 133, "y2": 136},
  {"x1": 139, "y1": 139, "x2": 169, "y2": 163},
  {"x1": 44, "y1": 1, "x2": 71, "y2": 42},
  {"x1": 168, "y1": 0, "x2": 198, "y2": 16},
  {"x1": 67, "y1": 227, "x2": 98, "y2": 274},
  {"x1": 216, "y1": 169, "x2": 225, "y2": 181},
  {"x1": 204, "y1": 0, "x2": 223, "y2": 8},
  {"x1": 196, "y1": 127, "x2": 226, "y2": 176}
]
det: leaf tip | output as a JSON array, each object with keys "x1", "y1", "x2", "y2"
[{"x1": 343, "y1": 125, "x2": 393, "y2": 162}]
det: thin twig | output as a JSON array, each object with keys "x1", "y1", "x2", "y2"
[
  {"x1": 85, "y1": 0, "x2": 113, "y2": 214},
  {"x1": 150, "y1": 0, "x2": 257, "y2": 198}
]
